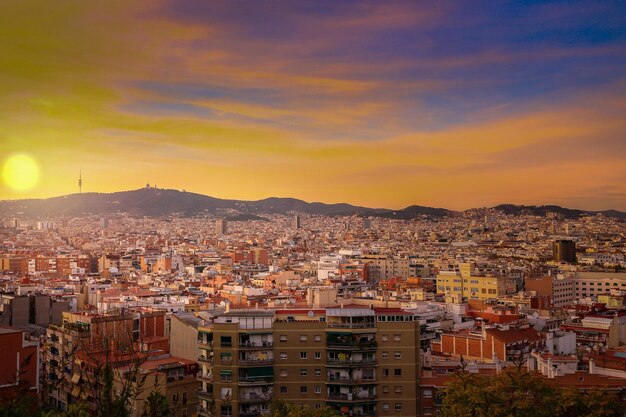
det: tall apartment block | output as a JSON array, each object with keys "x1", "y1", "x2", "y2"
[
  {"x1": 216, "y1": 219, "x2": 228, "y2": 236},
  {"x1": 197, "y1": 306, "x2": 420, "y2": 417}
]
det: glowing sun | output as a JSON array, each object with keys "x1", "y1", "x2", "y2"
[{"x1": 2, "y1": 154, "x2": 40, "y2": 191}]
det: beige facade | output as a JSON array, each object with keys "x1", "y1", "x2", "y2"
[
  {"x1": 170, "y1": 313, "x2": 202, "y2": 362},
  {"x1": 197, "y1": 307, "x2": 420, "y2": 417}
]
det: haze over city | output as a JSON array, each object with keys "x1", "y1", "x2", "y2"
[
  {"x1": 1, "y1": 1, "x2": 626, "y2": 210},
  {"x1": 3, "y1": 3, "x2": 626, "y2": 417}
]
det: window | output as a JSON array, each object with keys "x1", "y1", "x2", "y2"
[
  {"x1": 300, "y1": 369, "x2": 308, "y2": 377},
  {"x1": 382, "y1": 352, "x2": 389, "y2": 359},
  {"x1": 315, "y1": 403, "x2": 322, "y2": 410},
  {"x1": 394, "y1": 352, "x2": 401, "y2": 359},
  {"x1": 220, "y1": 336, "x2": 232, "y2": 347},
  {"x1": 395, "y1": 403, "x2": 403, "y2": 411},
  {"x1": 280, "y1": 369, "x2": 288, "y2": 377},
  {"x1": 279, "y1": 335, "x2": 287, "y2": 342},
  {"x1": 423, "y1": 389, "x2": 432, "y2": 398},
  {"x1": 182, "y1": 392, "x2": 188, "y2": 405},
  {"x1": 382, "y1": 385, "x2": 389, "y2": 394},
  {"x1": 423, "y1": 407, "x2": 433, "y2": 416},
  {"x1": 395, "y1": 386, "x2": 402, "y2": 393},
  {"x1": 280, "y1": 386, "x2": 288, "y2": 394},
  {"x1": 300, "y1": 335, "x2": 308, "y2": 342},
  {"x1": 393, "y1": 334, "x2": 401, "y2": 341},
  {"x1": 314, "y1": 335, "x2": 321, "y2": 342},
  {"x1": 300, "y1": 386, "x2": 308, "y2": 394},
  {"x1": 280, "y1": 352, "x2": 287, "y2": 360},
  {"x1": 383, "y1": 369, "x2": 389, "y2": 376},
  {"x1": 300, "y1": 352, "x2": 308, "y2": 359},
  {"x1": 394, "y1": 369, "x2": 402, "y2": 376},
  {"x1": 172, "y1": 393, "x2": 178, "y2": 403},
  {"x1": 314, "y1": 369, "x2": 321, "y2": 377},
  {"x1": 382, "y1": 334, "x2": 389, "y2": 342},
  {"x1": 315, "y1": 385, "x2": 321, "y2": 394},
  {"x1": 382, "y1": 404, "x2": 390, "y2": 411},
  {"x1": 314, "y1": 352, "x2": 321, "y2": 360}
]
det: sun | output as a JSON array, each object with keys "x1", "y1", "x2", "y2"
[{"x1": 2, "y1": 154, "x2": 40, "y2": 191}]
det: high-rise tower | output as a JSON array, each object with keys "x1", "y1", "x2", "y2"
[{"x1": 78, "y1": 170, "x2": 82, "y2": 194}]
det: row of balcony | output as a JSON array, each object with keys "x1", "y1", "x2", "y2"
[
  {"x1": 327, "y1": 341, "x2": 377, "y2": 350},
  {"x1": 209, "y1": 358, "x2": 275, "y2": 367},
  {"x1": 327, "y1": 393, "x2": 377, "y2": 402},
  {"x1": 327, "y1": 358, "x2": 376, "y2": 367},
  {"x1": 200, "y1": 341, "x2": 274, "y2": 350},
  {"x1": 327, "y1": 376, "x2": 376, "y2": 385}
]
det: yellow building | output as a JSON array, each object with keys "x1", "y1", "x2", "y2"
[{"x1": 436, "y1": 263, "x2": 515, "y2": 301}]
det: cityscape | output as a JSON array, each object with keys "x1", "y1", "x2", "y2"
[{"x1": 2, "y1": 2, "x2": 626, "y2": 417}]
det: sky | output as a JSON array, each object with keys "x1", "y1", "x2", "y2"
[{"x1": 1, "y1": 0, "x2": 625, "y2": 210}]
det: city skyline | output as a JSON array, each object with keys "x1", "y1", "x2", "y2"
[{"x1": 1, "y1": 1, "x2": 626, "y2": 210}]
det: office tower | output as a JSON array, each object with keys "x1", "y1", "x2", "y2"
[
  {"x1": 362, "y1": 217, "x2": 371, "y2": 230},
  {"x1": 216, "y1": 219, "x2": 228, "y2": 235},
  {"x1": 553, "y1": 240, "x2": 576, "y2": 263},
  {"x1": 100, "y1": 217, "x2": 109, "y2": 229},
  {"x1": 78, "y1": 170, "x2": 82, "y2": 194},
  {"x1": 197, "y1": 306, "x2": 420, "y2": 417},
  {"x1": 293, "y1": 215, "x2": 301, "y2": 229}
]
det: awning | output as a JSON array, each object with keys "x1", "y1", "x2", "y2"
[{"x1": 220, "y1": 370, "x2": 232, "y2": 375}]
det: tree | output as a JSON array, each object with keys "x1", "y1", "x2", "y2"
[
  {"x1": 140, "y1": 375, "x2": 170, "y2": 417},
  {"x1": 269, "y1": 400, "x2": 343, "y2": 417},
  {"x1": 438, "y1": 366, "x2": 624, "y2": 417},
  {"x1": 0, "y1": 352, "x2": 37, "y2": 417}
]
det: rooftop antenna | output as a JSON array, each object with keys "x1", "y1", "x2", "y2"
[{"x1": 78, "y1": 169, "x2": 82, "y2": 194}]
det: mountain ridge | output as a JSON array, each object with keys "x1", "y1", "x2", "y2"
[{"x1": 0, "y1": 188, "x2": 623, "y2": 220}]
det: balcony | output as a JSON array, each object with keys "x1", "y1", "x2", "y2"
[
  {"x1": 327, "y1": 341, "x2": 377, "y2": 350},
  {"x1": 326, "y1": 376, "x2": 376, "y2": 385},
  {"x1": 327, "y1": 393, "x2": 377, "y2": 402},
  {"x1": 327, "y1": 322, "x2": 375, "y2": 329},
  {"x1": 238, "y1": 359, "x2": 274, "y2": 367},
  {"x1": 239, "y1": 341, "x2": 273, "y2": 350},
  {"x1": 238, "y1": 377, "x2": 274, "y2": 386},
  {"x1": 198, "y1": 372, "x2": 214, "y2": 382},
  {"x1": 198, "y1": 340, "x2": 214, "y2": 349},
  {"x1": 239, "y1": 412, "x2": 261, "y2": 417},
  {"x1": 198, "y1": 355, "x2": 213, "y2": 364},
  {"x1": 196, "y1": 389, "x2": 214, "y2": 400},
  {"x1": 240, "y1": 394, "x2": 272, "y2": 404},
  {"x1": 327, "y1": 358, "x2": 377, "y2": 367}
]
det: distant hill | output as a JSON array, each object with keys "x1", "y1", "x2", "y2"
[
  {"x1": 492, "y1": 204, "x2": 626, "y2": 220},
  {"x1": 0, "y1": 188, "x2": 622, "y2": 220},
  {"x1": 0, "y1": 188, "x2": 446, "y2": 219}
]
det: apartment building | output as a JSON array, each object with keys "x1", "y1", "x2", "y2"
[
  {"x1": 524, "y1": 275, "x2": 576, "y2": 307},
  {"x1": 361, "y1": 255, "x2": 410, "y2": 283},
  {"x1": 436, "y1": 263, "x2": 516, "y2": 301},
  {"x1": 197, "y1": 306, "x2": 420, "y2": 417},
  {"x1": 569, "y1": 272, "x2": 626, "y2": 298},
  {"x1": 44, "y1": 309, "x2": 170, "y2": 413}
]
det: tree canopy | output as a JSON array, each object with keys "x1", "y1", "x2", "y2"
[
  {"x1": 269, "y1": 400, "x2": 344, "y2": 417},
  {"x1": 438, "y1": 366, "x2": 624, "y2": 417}
]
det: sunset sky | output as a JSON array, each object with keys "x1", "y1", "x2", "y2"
[{"x1": 1, "y1": 1, "x2": 625, "y2": 210}]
